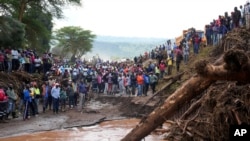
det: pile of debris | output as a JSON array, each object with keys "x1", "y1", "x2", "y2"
[
  {"x1": 162, "y1": 27, "x2": 250, "y2": 141},
  {"x1": 121, "y1": 27, "x2": 250, "y2": 141}
]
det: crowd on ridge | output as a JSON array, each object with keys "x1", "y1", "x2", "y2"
[{"x1": 0, "y1": 1, "x2": 250, "y2": 123}]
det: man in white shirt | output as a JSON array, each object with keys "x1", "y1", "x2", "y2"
[
  {"x1": 11, "y1": 48, "x2": 19, "y2": 71},
  {"x1": 51, "y1": 83, "x2": 60, "y2": 114}
]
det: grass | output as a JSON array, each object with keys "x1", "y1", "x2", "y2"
[{"x1": 156, "y1": 45, "x2": 214, "y2": 93}]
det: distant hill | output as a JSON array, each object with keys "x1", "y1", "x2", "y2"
[{"x1": 84, "y1": 35, "x2": 170, "y2": 61}]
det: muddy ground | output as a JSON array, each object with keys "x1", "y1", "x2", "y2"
[{"x1": 0, "y1": 94, "x2": 156, "y2": 138}]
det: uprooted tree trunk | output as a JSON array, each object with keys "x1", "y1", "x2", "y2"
[{"x1": 121, "y1": 49, "x2": 250, "y2": 141}]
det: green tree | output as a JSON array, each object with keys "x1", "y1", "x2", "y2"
[
  {"x1": 0, "y1": 16, "x2": 25, "y2": 48},
  {"x1": 53, "y1": 26, "x2": 96, "y2": 61},
  {"x1": 0, "y1": 0, "x2": 81, "y2": 22},
  {"x1": 22, "y1": 8, "x2": 53, "y2": 53},
  {"x1": 0, "y1": 0, "x2": 81, "y2": 51}
]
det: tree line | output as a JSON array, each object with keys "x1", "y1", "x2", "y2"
[{"x1": 0, "y1": 0, "x2": 95, "y2": 61}]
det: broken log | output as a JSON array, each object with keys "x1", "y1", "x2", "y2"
[
  {"x1": 121, "y1": 76, "x2": 215, "y2": 141},
  {"x1": 195, "y1": 50, "x2": 250, "y2": 83},
  {"x1": 140, "y1": 72, "x2": 184, "y2": 109},
  {"x1": 121, "y1": 49, "x2": 250, "y2": 141}
]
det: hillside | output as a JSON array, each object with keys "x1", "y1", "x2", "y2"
[
  {"x1": 122, "y1": 27, "x2": 250, "y2": 141},
  {"x1": 84, "y1": 35, "x2": 169, "y2": 61}
]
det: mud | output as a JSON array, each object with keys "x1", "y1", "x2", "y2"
[
  {"x1": 0, "y1": 94, "x2": 156, "y2": 139},
  {"x1": 0, "y1": 119, "x2": 165, "y2": 141}
]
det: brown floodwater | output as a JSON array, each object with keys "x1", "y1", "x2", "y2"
[{"x1": 0, "y1": 119, "x2": 165, "y2": 141}]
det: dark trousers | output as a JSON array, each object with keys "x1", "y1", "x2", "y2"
[
  {"x1": 29, "y1": 99, "x2": 36, "y2": 116},
  {"x1": 52, "y1": 97, "x2": 59, "y2": 113},
  {"x1": 68, "y1": 95, "x2": 74, "y2": 108},
  {"x1": 23, "y1": 100, "x2": 30, "y2": 119},
  {"x1": 150, "y1": 82, "x2": 156, "y2": 94},
  {"x1": 12, "y1": 59, "x2": 19, "y2": 70},
  {"x1": 143, "y1": 83, "x2": 149, "y2": 95},
  {"x1": 48, "y1": 95, "x2": 52, "y2": 110},
  {"x1": 74, "y1": 92, "x2": 78, "y2": 106}
]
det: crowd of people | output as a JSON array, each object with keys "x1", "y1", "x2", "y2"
[
  {"x1": 205, "y1": 1, "x2": 250, "y2": 46},
  {"x1": 1, "y1": 2, "x2": 249, "y2": 124}
]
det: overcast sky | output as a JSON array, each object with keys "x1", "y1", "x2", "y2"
[{"x1": 53, "y1": 0, "x2": 246, "y2": 39}]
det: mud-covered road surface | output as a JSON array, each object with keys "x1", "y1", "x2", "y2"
[{"x1": 0, "y1": 94, "x2": 156, "y2": 138}]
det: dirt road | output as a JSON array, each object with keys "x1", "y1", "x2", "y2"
[{"x1": 0, "y1": 94, "x2": 155, "y2": 138}]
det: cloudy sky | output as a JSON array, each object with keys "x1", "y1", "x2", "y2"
[{"x1": 54, "y1": 0, "x2": 247, "y2": 39}]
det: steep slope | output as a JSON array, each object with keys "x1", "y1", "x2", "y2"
[{"x1": 122, "y1": 27, "x2": 250, "y2": 141}]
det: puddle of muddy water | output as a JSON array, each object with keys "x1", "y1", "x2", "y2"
[{"x1": 0, "y1": 119, "x2": 166, "y2": 141}]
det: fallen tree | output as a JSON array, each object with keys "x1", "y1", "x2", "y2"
[
  {"x1": 121, "y1": 49, "x2": 250, "y2": 141},
  {"x1": 140, "y1": 72, "x2": 184, "y2": 109}
]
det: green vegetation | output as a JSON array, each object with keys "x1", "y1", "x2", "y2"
[
  {"x1": 0, "y1": 0, "x2": 82, "y2": 52},
  {"x1": 52, "y1": 26, "x2": 96, "y2": 62},
  {"x1": 0, "y1": 16, "x2": 25, "y2": 48}
]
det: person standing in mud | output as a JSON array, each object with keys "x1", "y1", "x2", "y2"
[
  {"x1": 111, "y1": 71, "x2": 118, "y2": 95},
  {"x1": 23, "y1": 85, "x2": 31, "y2": 120},
  {"x1": 118, "y1": 73, "x2": 124, "y2": 95},
  {"x1": 102, "y1": 71, "x2": 109, "y2": 94},
  {"x1": 136, "y1": 71, "x2": 144, "y2": 96},
  {"x1": 67, "y1": 84, "x2": 74, "y2": 109},
  {"x1": 6, "y1": 84, "x2": 18, "y2": 119},
  {"x1": 0, "y1": 87, "x2": 9, "y2": 122},
  {"x1": 60, "y1": 87, "x2": 67, "y2": 112},
  {"x1": 149, "y1": 72, "x2": 158, "y2": 94},
  {"x1": 77, "y1": 80, "x2": 87, "y2": 112},
  {"x1": 51, "y1": 83, "x2": 60, "y2": 114},
  {"x1": 106, "y1": 72, "x2": 113, "y2": 95},
  {"x1": 97, "y1": 72, "x2": 103, "y2": 94},
  {"x1": 34, "y1": 84, "x2": 41, "y2": 113},
  {"x1": 42, "y1": 82, "x2": 50, "y2": 113},
  {"x1": 18, "y1": 82, "x2": 26, "y2": 115},
  {"x1": 143, "y1": 72, "x2": 150, "y2": 96},
  {"x1": 30, "y1": 83, "x2": 38, "y2": 116},
  {"x1": 72, "y1": 80, "x2": 78, "y2": 107},
  {"x1": 129, "y1": 72, "x2": 137, "y2": 96}
]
